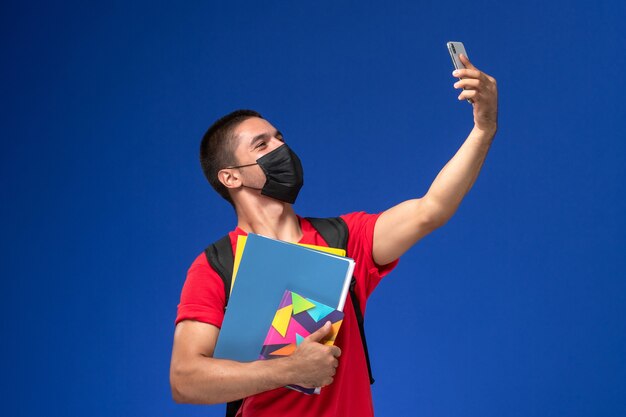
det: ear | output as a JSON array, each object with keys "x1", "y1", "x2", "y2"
[{"x1": 217, "y1": 168, "x2": 241, "y2": 189}]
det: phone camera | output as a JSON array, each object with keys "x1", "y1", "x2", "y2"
[{"x1": 451, "y1": 44, "x2": 456, "y2": 53}]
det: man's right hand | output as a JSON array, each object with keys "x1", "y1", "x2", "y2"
[{"x1": 287, "y1": 321, "x2": 341, "y2": 388}]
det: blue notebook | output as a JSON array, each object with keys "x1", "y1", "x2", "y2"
[{"x1": 213, "y1": 233, "x2": 355, "y2": 362}]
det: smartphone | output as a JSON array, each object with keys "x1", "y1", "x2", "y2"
[
  {"x1": 447, "y1": 41, "x2": 472, "y2": 103},
  {"x1": 447, "y1": 41, "x2": 468, "y2": 70}
]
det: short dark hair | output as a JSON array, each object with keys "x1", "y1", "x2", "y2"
[{"x1": 199, "y1": 109, "x2": 263, "y2": 206}]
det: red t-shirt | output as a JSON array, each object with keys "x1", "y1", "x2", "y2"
[{"x1": 176, "y1": 212, "x2": 398, "y2": 417}]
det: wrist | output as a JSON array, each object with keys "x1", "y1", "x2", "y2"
[
  {"x1": 273, "y1": 355, "x2": 298, "y2": 386},
  {"x1": 472, "y1": 122, "x2": 497, "y2": 138}
]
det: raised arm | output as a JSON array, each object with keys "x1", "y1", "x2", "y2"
[
  {"x1": 170, "y1": 320, "x2": 340, "y2": 404},
  {"x1": 373, "y1": 55, "x2": 498, "y2": 265}
]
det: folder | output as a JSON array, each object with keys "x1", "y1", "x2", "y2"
[
  {"x1": 213, "y1": 233, "x2": 355, "y2": 362},
  {"x1": 230, "y1": 235, "x2": 346, "y2": 296}
]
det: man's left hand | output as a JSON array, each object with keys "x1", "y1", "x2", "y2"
[{"x1": 453, "y1": 54, "x2": 498, "y2": 133}]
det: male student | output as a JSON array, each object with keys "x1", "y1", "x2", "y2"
[{"x1": 170, "y1": 55, "x2": 498, "y2": 416}]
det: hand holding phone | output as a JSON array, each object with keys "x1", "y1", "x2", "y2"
[{"x1": 445, "y1": 41, "x2": 499, "y2": 130}]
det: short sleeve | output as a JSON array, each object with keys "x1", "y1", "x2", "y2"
[
  {"x1": 175, "y1": 253, "x2": 227, "y2": 328},
  {"x1": 341, "y1": 211, "x2": 399, "y2": 304}
]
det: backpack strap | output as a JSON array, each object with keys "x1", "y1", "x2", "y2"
[
  {"x1": 204, "y1": 234, "x2": 235, "y2": 308},
  {"x1": 305, "y1": 217, "x2": 375, "y2": 384},
  {"x1": 204, "y1": 234, "x2": 242, "y2": 417},
  {"x1": 304, "y1": 216, "x2": 348, "y2": 249},
  {"x1": 349, "y1": 277, "x2": 375, "y2": 384},
  {"x1": 225, "y1": 400, "x2": 243, "y2": 417}
]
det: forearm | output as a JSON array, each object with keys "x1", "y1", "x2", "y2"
[
  {"x1": 372, "y1": 57, "x2": 498, "y2": 265},
  {"x1": 171, "y1": 355, "x2": 295, "y2": 404},
  {"x1": 170, "y1": 320, "x2": 339, "y2": 404},
  {"x1": 423, "y1": 124, "x2": 496, "y2": 223}
]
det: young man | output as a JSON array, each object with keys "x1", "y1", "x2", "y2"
[{"x1": 170, "y1": 55, "x2": 498, "y2": 416}]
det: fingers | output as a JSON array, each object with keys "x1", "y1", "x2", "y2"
[
  {"x1": 321, "y1": 355, "x2": 340, "y2": 387},
  {"x1": 454, "y1": 78, "x2": 480, "y2": 90},
  {"x1": 453, "y1": 77, "x2": 480, "y2": 102},
  {"x1": 459, "y1": 53, "x2": 475, "y2": 69},
  {"x1": 305, "y1": 322, "x2": 340, "y2": 359},
  {"x1": 458, "y1": 89, "x2": 477, "y2": 101},
  {"x1": 452, "y1": 67, "x2": 481, "y2": 80},
  {"x1": 291, "y1": 340, "x2": 341, "y2": 388},
  {"x1": 449, "y1": 57, "x2": 498, "y2": 128},
  {"x1": 305, "y1": 321, "x2": 332, "y2": 343},
  {"x1": 320, "y1": 376, "x2": 334, "y2": 387},
  {"x1": 452, "y1": 65, "x2": 497, "y2": 103},
  {"x1": 290, "y1": 321, "x2": 343, "y2": 388}
]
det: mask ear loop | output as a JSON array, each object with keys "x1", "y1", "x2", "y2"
[
  {"x1": 225, "y1": 162, "x2": 258, "y2": 169},
  {"x1": 223, "y1": 162, "x2": 265, "y2": 191},
  {"x1": 240, "y1": 184, "x2": 263, "y2": 191}
]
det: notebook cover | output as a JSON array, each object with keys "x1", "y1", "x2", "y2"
[{"x1": 259, "y1": 290, "x2": 344, "y2": 395}]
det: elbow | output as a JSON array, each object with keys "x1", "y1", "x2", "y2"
[
  {"x1": 170, "y1": 363, "x2": 204, "y2": 404},
  {"x1": 170, "y1": 366, "x2": 190, "y2": 404},
  {"x1": 171, "y1": 386, "x2": 186, "y2": 404},
  {"x1": 170, "y1": 363, "x2": 223, "y2": 405}
]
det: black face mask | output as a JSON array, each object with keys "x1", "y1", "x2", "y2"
[{"x1": 231, "y1": 144, "x2": 304, "y2": 204}]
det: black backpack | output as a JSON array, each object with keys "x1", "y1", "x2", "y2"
[{"x1": 204, "y1": 217, "x2": 374, "y2": 417}]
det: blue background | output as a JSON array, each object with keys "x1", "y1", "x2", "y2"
[{"x1": 2, "y1": 1, "x2": 625, "y2": 416}]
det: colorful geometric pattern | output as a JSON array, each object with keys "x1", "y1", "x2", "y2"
[{"x1": 259, "y1": 290, "x2": 344, "y2": 394}]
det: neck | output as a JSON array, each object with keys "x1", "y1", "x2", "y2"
[{"x1": 234, "y1": 196, "x2": 301, "y2": 242}]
